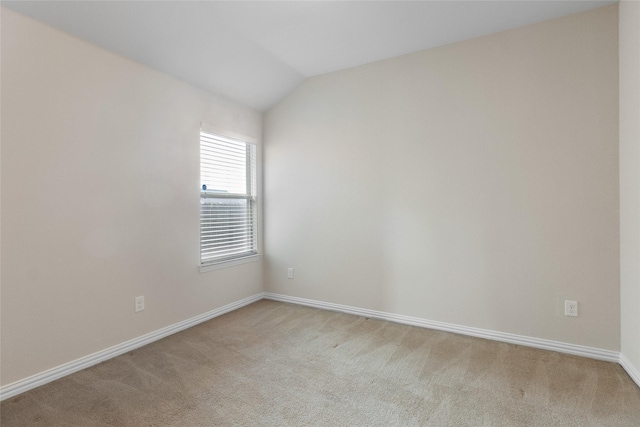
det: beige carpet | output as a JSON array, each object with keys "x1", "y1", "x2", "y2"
[{"x1": 2, "y1": 300, "x2": 639, "y2": 426}]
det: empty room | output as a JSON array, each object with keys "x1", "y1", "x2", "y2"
[{"x1": 1, "y1": 0, "x2": 639, "y2": 425}]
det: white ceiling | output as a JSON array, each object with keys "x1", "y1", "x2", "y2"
[{"x1": 3, "y1": 1, "x2": 616, "y2": 111}]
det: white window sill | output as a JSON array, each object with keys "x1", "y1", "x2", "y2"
[{"x1": 199, "y1": 254, "x2": 262, "y2": 273}]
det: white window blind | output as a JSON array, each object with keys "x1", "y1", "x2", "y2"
[{"x1": 200, "y1": 131, "x2": 257, "y2": 265}]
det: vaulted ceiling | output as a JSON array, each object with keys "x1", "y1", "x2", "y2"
[{"x1": 2, "y1": 1, "x2": 616, "y2": 111}]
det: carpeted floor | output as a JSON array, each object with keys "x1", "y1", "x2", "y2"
[{"x1": 2, "y1": 299, "x2": 639, "y2": 426}]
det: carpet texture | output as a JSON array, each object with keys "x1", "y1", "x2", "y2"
[{"x1": 2, "y1": 300, "x2": 639, "y2": 426}]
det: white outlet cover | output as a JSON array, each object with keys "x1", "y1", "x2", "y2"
[
  {"x1": 135, "y1": 296, "x2": 145, "y2": 312},
  {"x1": 564, "y1": 300, "x2": 578, "y2": 317}
]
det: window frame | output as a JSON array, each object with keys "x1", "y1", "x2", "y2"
[{"x1": 198, "y1": 130, "x2": 261, "y2": 272}]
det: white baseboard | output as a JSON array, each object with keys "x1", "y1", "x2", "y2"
[
  {"x1": 620, "y1": 353, "x2": 640, "y2": 388},
  {"x1": 0, "y1": 293, "x2": 264, "y2": 401},
  {"x1": 263, "y1": 293, "x2": 621, "y2": 364}
]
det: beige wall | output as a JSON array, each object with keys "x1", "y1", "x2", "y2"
[
  {"x1": 620, "y1": 0, "x2": 640, "y2": 375},
  {"x1": 1, "y1": 8, "x2": 262, "y2": 386},
  {"x1": 264, "y1": 6, "x2": 620, "y2": 350}
]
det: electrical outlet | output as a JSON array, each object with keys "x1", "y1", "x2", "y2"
[
  {"x1": 565, "y1": 300, "x2": 578, "y2": 317},
  {"x1": 287, "y1": 268, "x2": 294, "y2": 279},
  {"x1": 135, "y1": 296, "x2": 145, "y2": 313}
]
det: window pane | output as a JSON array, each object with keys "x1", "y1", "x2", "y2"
[
  {"x1": 200, "y1": 197, "x2": 255, "y2": 262},
  {"x1": 200, "y1": 134, "x2": 248, "y2": 194}
]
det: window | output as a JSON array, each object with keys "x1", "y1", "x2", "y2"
[{"x1": 200, "y1": 131, "x2": 257, "y2": 268}]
